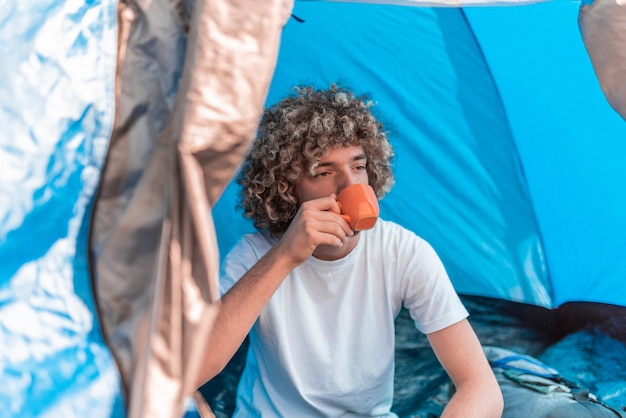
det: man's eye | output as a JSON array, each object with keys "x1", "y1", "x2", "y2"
[
  {"x1": 356, "y1": 165, "x2": 367, "y2": 171},
  {"x1": 313, "y1": 172, "x2": 330, "y2": 178}
]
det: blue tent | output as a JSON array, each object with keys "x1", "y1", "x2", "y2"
[
  {"x1": 1, "y1": 0, "x2": 625, "y2": 417},
  {"x1": 216, "y1": 0, "x2": 626, "y2": 309}
]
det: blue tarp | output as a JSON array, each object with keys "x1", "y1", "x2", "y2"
[{"x1": 0, "y1": 1, "x2": 124, "y2": 417}]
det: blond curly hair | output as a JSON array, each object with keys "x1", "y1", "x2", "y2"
[{"x1": 237, "y1": 84, "x2": 395, "y2": 236}]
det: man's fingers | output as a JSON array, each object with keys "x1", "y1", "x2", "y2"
[
  {"x1": 299, "y1": 195, "x2": 346, "y2": 216},
  {"x1": 300, "y1": 208, "x2": 353, "y2": 238}
]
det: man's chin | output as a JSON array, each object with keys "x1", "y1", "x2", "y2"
[{"x1": 312, "y1": 233, "x2": 360, "y2": 261}]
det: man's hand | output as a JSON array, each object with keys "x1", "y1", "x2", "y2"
[{"x1": 274, "y1": 195, "x2": 354, "y2": 266}]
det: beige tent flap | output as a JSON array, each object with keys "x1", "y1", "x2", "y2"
[
  {"x1": 90, "y1": 0, "x2": 293, "y2": 417},
  {"x1": 579, "y1": 0, "x2": 626, "y2": 120}
]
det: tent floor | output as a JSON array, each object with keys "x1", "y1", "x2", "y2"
[{"x1": 200, "y1": 295, "x2": 626, "y2": 417}]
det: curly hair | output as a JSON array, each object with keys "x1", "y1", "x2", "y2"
[{"x1": 237, "y1": 84, "x2": 395, "y2": 236}]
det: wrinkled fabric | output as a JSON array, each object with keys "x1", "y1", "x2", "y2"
[
  {"x1": 0, "y1": 1, "x2": 123, "y2": 417},
  {"x1": 91, "y1": 0, "x2": 293, "y2": 417},
  {"x1": 579, "y1": 0, "x2": 626, "y2": 120}
]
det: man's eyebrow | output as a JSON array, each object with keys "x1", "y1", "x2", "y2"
[{"x1": 316, "y1": 154, "x2": 367, "y2": 168}]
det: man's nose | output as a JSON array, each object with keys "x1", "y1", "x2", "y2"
[{"x1": 337, "y1": 173, "x2": 360, "y2": 193}]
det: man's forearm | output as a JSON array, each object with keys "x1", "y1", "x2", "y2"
[
  {"x1": 195, "y1": 244, "x2": 298, "y2": 386},
  {"x1": 440, "y1": 384, "x2": 503, "y2": 418}
]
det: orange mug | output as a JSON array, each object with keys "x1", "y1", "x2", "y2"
[{"x1": 336, "y1": 184, "x2": 380, "y2": 231}]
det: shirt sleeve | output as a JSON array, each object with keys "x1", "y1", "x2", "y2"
[
  {"x1": 219, "y1": 235, "x2": 263, "y2": 296},
  {"x1": 396, "y1": 231, "x2": 469, "y2": 334}
]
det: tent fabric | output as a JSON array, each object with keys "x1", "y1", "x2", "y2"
[
  {"x1": 462, "y1": 3, "x2": 626, "y2": 308},
  {"x1": 215, "y1": 2, "x2": 552, "y2": 307},
  {"x1": 0, "y1": 2, "x2": 123, "y2": 417},
  {"x1": 214, "y1": 0, "x2": 626, "y2": 309},
  {"x1": 1, "y1": 0, "x2": 626, "y2": 417},
  {"x1": 1, "y1": 0, "x2": 291, "y2": 417},
  {"x1": 92, "y1": 0, "x2": 292, "y2": 417},
  {"x1": 579, "y1": 0, "x2": 626, "y2": 119}
]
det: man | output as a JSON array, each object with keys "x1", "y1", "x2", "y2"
[{"x1": 200, "y1": 84, "x2": 503, "y2": 417}]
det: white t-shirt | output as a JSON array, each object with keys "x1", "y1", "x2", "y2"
[{"x1": 220, "y1": 219, "x2": 468, "y2": 417}]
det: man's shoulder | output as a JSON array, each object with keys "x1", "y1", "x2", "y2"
[
  {"x1": 373, "y1": 218, "x2": 422, "y2": 239},
  {"x1": 227, "y1": 231, "x2": 277, "y2": 260},
  {"x1": 370, "y1": 218, "x2": 432, "y2": 251},
  {"x1": 240, "y1": 231, "x2": 275, "y2": 246}
]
